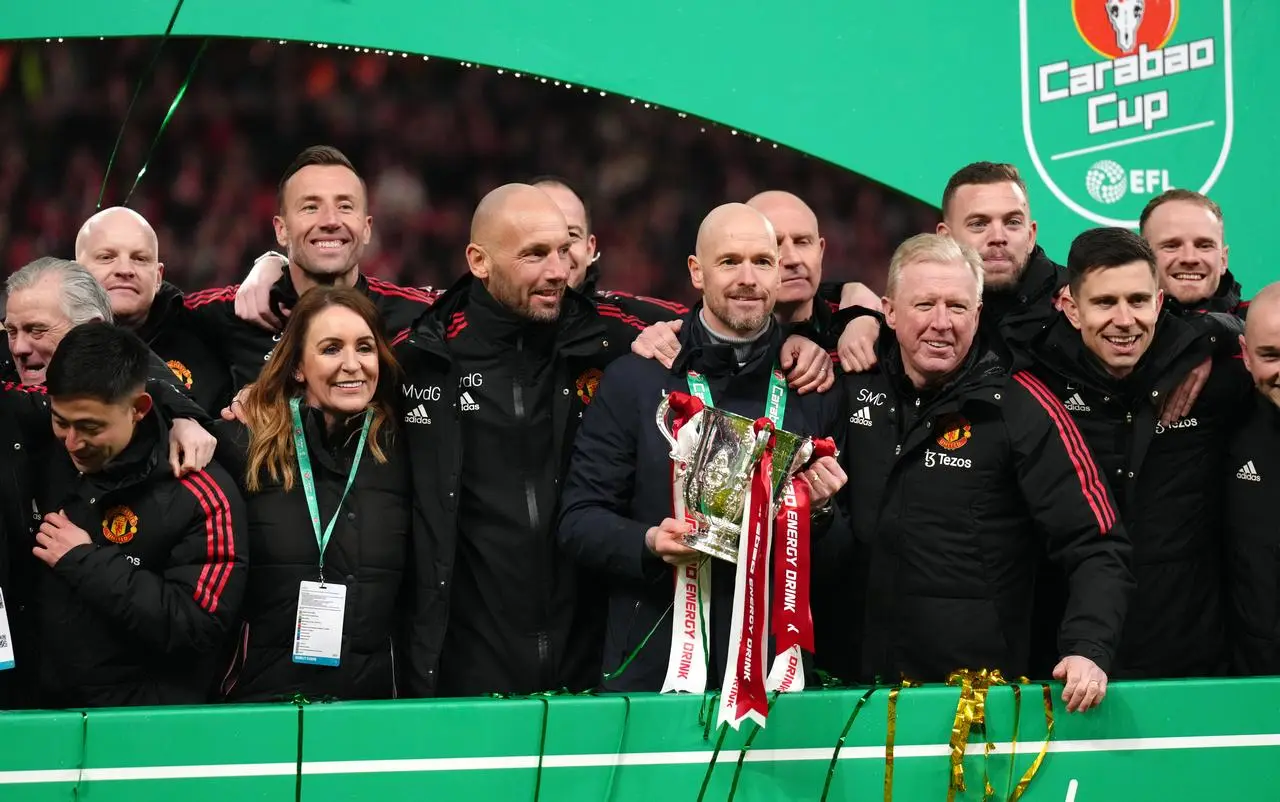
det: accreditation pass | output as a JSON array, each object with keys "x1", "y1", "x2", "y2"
[
  {"x1": 0, "y1": 587, "x2": 15, "y2": 671},
  {"x1": 292, "y1": 581, "x2": 346, "y2": 666}
]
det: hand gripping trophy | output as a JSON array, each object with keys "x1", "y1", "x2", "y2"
[{"x1": 656, "y1": 388, "x2": 837, "y2": 729}]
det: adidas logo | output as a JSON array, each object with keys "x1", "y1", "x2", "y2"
[
  {"x1": 1063, "y1": 393, "x2": 1091, "y2": 413},
  {"x1": 460, "y1": 391, "x2": 480, "y2": 413},
  {"x1": 404, "y1": 404, "x2": 431, "y2": 425},
  {"x1": 1236, "y1": 461, "x2": 1262, "y2": 482},
  {"x1": 849, "y1": 406, "x2": 873, "y2": 427}
]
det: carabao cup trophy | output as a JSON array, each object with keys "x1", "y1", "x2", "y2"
[{"x1": 656, "y1": 390, "x2": 821, "y2": 563}]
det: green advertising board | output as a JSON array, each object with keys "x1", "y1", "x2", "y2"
[
  {"x1": 1, "y1": 680, "x2": 1279, "y2": 800},
  {"x1": 0, "y1": 0, "x2": 1275, "y2": 292}
]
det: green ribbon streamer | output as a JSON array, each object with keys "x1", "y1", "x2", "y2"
[
  {"x1": 532, "y1": 696, "x2": 550, "y2": 802},
  {"x1": 726, "y1": 692, "x2": 781, "y2": 802},
  {"x1": 72, "y1": 710, "x2": 88, "y2": 800},
  {"x1": 96, "y1": 0, "x2": 187, "y2": 210},
  {"x1": 294, "y1": 698, "x2": 306, "y2": 802},
  {"x1": 601, "y1": 694, "x2": 632, "y2": 801},
  {"x1": 694, "y1": 721, "x2": 731, "y2": 802},
  {"x1": 699, "y1": 691, "x2": 721, "y2": 741},
  {"x1": 815, "y1": 669, "x2": 850, "y2": 689},
  {"x1": 819, "y1": 685, "x2": 878, "y2": 801},
  {"x1": 603, "y1": 601, "x2": 672, "y2": 683},
  {"x1": 123, "y1": 38, "x2": 209, "y2": 205}
]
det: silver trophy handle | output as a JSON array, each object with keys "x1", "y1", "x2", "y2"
[{"x1": 656, "y1": 394, "x2": 679, "y2": 453}]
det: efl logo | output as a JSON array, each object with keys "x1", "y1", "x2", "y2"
[{"x1": 1020, "y1": 0, "x2": 1233, "y2": 226}]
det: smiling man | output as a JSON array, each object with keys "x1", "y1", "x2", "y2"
[
  {"x1": 28, "y1": 321, "x2": 245, "y2": 708},
  {"x1": 183, "y1": 146, "x2": 438, "y2": 390},
  {"x1": 1140, "y1": 189, "x2": 1247, "y2": 318},
  {"x1": 1026, "y1": 227, "x2": 1251, "y2": 679},
  {"x1": 837, "y1": 233, "x2": 1130, "y2": 713},
  {"x1": 557, "y1": 202, "x2": 846, "y2": 694},
  {"x1": 3, "y1": 258, "x2": 113, "y2": 386},
  {"x1": 393, "y1": 183, "x2": 649, "y2": 698},
  {"x1": 74, "y1": 207, "x2": 230, "y2": 411}
]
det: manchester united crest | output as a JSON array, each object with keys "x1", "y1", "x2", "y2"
[
  {"x1": 935, "y1": 414, "x2": 972, "y2": 451},
  {"x1": 166, "y1": 359, "x2": 193, "y2": 390},
  {"x1": 102, "y1": 505, "x2": 139, "y2": 544},
  {"x1": 575, "y1": 368, "x2": 603, "y2": 405}
]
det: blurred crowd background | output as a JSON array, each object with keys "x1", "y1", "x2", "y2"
[{"x1": 0, "y1": 37, "x2": 938, "y2": 303}]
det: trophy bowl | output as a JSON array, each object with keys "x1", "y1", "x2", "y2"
[{"x1": 657, "y1": 393, "x2": 815, "y2": 563}]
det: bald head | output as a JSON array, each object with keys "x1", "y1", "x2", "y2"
[
  {"x1": 75, "y1": 207, "x2": 158, "y2": 261},
  {"x1": 1243, "y1": 281, "x2": 1280, "y2": 408},
  {"x1": 690, "y1": 204, "x2": 779, "y2": 336},
  {"x1": 747, "y1": 191, "x2": 818, "y2": 229},
  {"x1": 73, "y1": 206, "x2": 163, "y2": 329},
  {"x1": 471, "y1": 184, "x2": 562, "y2": 244},
  {"x1": 744, "y1": 191, "x2": 825, "y2": 320},
  {"x1": 466, "y1": 184, "x2": 571, "y2": 322},
  {"x1": 695, "y1": 203, "x2": 776, "y2": 262}
]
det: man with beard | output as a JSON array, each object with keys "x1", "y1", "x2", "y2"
[
  {"x1": 393, "y1": 183, "x2": 639, "y2": 697},
  {"x1": 531, "y1": 176, "x2": 689, "y2": 325},
  {"x1": 1026, "y1": 227, "x2": 1250, "y2": 678},
  {"x1": 184, "y1": 145, "x2": 438, "y2": 390},
  {"x1": 1140, "y1": 189, "x2": 1248, "y2": 319},
  {"x1": 839, "y1": 233, "x2": 1130, "y2": 712},
  {"x1": 557, "y1": 202, "x2": 846, "y2": 693},
  {"x1": 74, "y1": 207, "x2": 231, "y2": 411},
  {"x1": 628, "y1": 190, "x2": 870, "y2": 379},
  {"x1": 1223, "y1": 282, "x2": 1280, "y2": 674}
]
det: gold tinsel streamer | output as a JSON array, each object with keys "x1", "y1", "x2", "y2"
[
  {"x1": 1008, "y1": 683, "x2": 1055, "y2": 801},
  {"x1": 881, "y1": 672, "x2": 1054, "y2": 802},
  {"x1": 882, "y1": 679, "x2": 914, "y2": 801},
  {"x1": 944, "y1": 668, "x2": 1007, "y2": 801}
]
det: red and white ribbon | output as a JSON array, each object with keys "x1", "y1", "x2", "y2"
[
  {"x1": 717, "y1": 419, "x2": 775, "y2": 730},
  {"x1": 765, "y1": 478, "x2": 812, "y2": 693},
  {"x1": 661, "y1": 395, "x2": 711, "y2": 694}
]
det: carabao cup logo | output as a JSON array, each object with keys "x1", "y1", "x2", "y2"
[{"x1": 1020, "y1": 0, "x2": 1233, "y2": 226}]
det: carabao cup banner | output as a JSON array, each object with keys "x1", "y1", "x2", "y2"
[{"x1": 2, "y1": 0, "x2": 1276, "y2": 293}]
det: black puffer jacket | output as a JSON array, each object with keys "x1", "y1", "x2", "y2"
[
  {"x1": 31, "y1": 410, "x2": 247, "y2": 708},
  {"x1": 1026, "y1": 313, "x2": 1251, "y2": 677},
  {"x1": 138, "y1": 281, "x2": 233, "y2": 412},
  {"x1": 215, "y1": 408, "x2": 417, "y2": 702},
  {"x1": 1223, "y1": 391, "x2": 1280, "y2": 675},
  {"x1": 841, "y1": 333, "x2": 1133, "y2": 682}
]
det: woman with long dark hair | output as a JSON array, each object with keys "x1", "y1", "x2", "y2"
[{"x1": 216, "y1": 286, "x2": 417, "y2": 701}]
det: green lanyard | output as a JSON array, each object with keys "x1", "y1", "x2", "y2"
[
  {"x1": 685, "y1": 367, "x2": 788, "y2": 429},
  {"x1": 289, "y1": 397, "x2": 372, "y2": 578}
]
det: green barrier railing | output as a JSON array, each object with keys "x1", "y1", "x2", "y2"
[{"x1": 2, "y1": 677, "x2": 1278, "y2": 800}]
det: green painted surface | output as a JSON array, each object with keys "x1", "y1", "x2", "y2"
[
  {"x1": 78, "y1": 704, "x2": 297, "y2": 801},
  {"x1": 1, "y1": 680, "x2": 1278, "y2": 799},
  {"x1": 0, "y1": 710, "x2": 83, "y2": 801},
  {"x1": 0, "y1": 0, "x2": 1274, "y2": 293}
]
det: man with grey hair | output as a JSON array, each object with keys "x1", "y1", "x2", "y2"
[
  {"x1": 4, "y1": 257, "x2": 113, "y2": 385},
  {"x1": 836, "y1": 233, "x2": 1133, "y2": 713},
  {"x1": 1, "y1": 256, "x2": 216, "y2": 473}
]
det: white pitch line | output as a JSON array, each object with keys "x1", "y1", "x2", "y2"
[{"x1": 3, "y1": 733, "x2": 1279, "y2": 785}]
